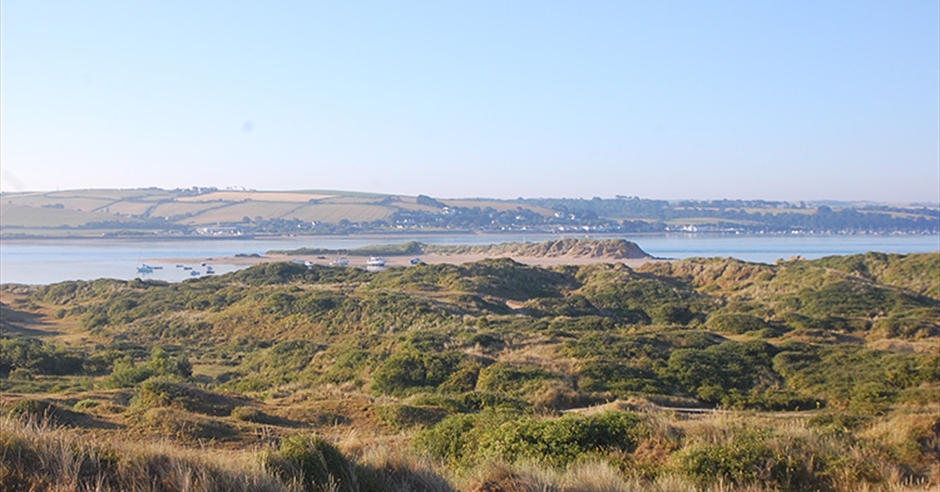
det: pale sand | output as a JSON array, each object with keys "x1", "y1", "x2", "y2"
[{"x1": 154, "y1": 253, "x2": 661, "y2": 269}]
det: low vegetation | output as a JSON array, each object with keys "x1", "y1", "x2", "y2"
[{"x1": 1, "y1": 248, "x2": 938, "y2": 490}]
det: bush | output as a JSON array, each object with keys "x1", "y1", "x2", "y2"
[
  {"x1": 263, "y1": 434, "x2": 357, "y2": 492},
  {"x1": 377, "y1": 404, "x2": 448, "y2": 429},
  {"x1": 475, "y1": 362, "x2": 560, "y2": 397},
  {"x1": 415, "y1": 410, "x2": 642, "y2": 469},
  {"x1": 73, "y1": 399, "x2": 100, "y2": 411},
  {"x1": 673, "y1": 430, "x2": 819, "y2": 491},
  {"x1": 132, "y1": 407, "x2": 237, "y2": 442},
  {"x1": 134, "y1": 377, "x2": 240, "y2": 416},
  {"x1": 372, "y1": 350, "x2": 462, "y2": 395},
  {"x1": 706, "y1": 313, "x2": 772, "y2": 334},
  {"x1": 483, "y1": 411, "x2": 642, "y2": 467},
  {"x1": 4, "y1": 399, "x2": 80, "y2": 427},
  {"x1": 106, "y1": 348, "x2": 191, "y2": 388},
  {"x1": 0, "y1": 337, "x2": 84, "y2": 376}
]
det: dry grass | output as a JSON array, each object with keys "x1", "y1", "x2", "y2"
[
  {"x1": 148, "y1": 200, "x2": 226, "y2": 218},
  {"x1": 287, "y1": 204, "x2": 395, "y2": 223},
  {"x1": 182, "y1": 201, "x2": 306, "y2": 225},
  {"x1": 0, "y1": 204, "x2": 118, "y2": 228},
  {"x1": 0, "y1": 416, "x2": 291, "y2": 492}
]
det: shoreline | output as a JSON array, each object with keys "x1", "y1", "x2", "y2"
[
  {"x1": 3, "y1": 230, "x2": 938, "y2": 244},
  {"x1": 151, "y1": 252, "x2": 663, "y2": 269}
]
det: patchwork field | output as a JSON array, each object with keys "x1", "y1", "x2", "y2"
[{"x1": 2, "y1": 188, "x2": 936, "y2": 238}]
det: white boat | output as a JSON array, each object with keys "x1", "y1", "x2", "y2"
[
  {"x1": 205, "y1": 266, "x2": 215, "y2": 274},
  {"x1": 331, "y1": 258, "x2": 349, "y2": 266},
  {"x1": 137, "y1": 264, "x2": 154, "y2": 274},
  {"x1": 367, "y1": 257, "x2": 386, "y2": 267}
]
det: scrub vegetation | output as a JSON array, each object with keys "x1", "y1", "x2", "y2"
[{"x1": 1, "y1": 248, "x2": 938, "y2": 491}]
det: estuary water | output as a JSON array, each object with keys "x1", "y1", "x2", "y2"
[{"x1": 0, "y1": 234, "x2": 937, "y2": 285}]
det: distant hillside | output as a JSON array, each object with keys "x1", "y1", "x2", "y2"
[
  {"x1": 1, "y1": 187, "x2": 937, "y2": 237},
  {"x1": 422, "y1": 238, "x2": 652, "y2": 259},
  {"x1": 269, "y1": 239, "x2": 653, "y2": 260}
]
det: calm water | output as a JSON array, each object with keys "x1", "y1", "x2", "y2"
[{"x1": 1, "y1": 234, "x2": 937, "y2": 285}]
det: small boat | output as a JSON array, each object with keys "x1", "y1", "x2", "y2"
[
  {"x1": 137, "y1": 264, "x2": 154, "y2": 274},
  {"x1": 183, "y1": 266, "x2": 193, "y2": 270},
  {"x1": 331, "y1": 258, "x2": 349, "y2": 266},
  {"x1": 190, "y1": 270, "x2": 201, "y2": 276},
  {"x1": 367, "y1": 257, "x2": 386, "y2": 267},
  {"x1": 206, "y1": 266, "x2": 215, "y2": 274},
  {"x1": 152, "y1": 266, "x2": 163, "y2": 270},
  {"x1": 175, "y1": 264, "x2": 184, "y2": 268},
  {"x1": 410, "y1": 257, "x2": 422, "y2": 265}
]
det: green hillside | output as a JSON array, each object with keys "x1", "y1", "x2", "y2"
[{"x1": 2, "y1": 249, "x2": 938, "y2": 490}]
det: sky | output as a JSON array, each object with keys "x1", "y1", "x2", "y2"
[{"x1": 1, "y1": 2, "x2": 938, "y2": 202}]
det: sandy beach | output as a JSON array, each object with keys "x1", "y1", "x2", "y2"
[{"x1": 155, "y1": 252, "x2": 660, "y2": 269}]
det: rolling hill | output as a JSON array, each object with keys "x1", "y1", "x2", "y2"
[{"x1": 1, "y1": 187, "x2": 937, "y2": 237}]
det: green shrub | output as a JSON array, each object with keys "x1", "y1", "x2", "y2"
[
  {"x1": 320, "y1": 346, "x2": 371, "y2": 385},
  {"x1": 482, "y1": 411, "x2": 642, "y2": 467},
  {"x1": 106, "y1": 348, "x2": 191, "y2": 388},
  {"x1": 475, "y1": 362, "x2": 560, "y2": 396},
  {"x1": 372, "y1": 350, "x2": 462, "y2": 395},
  {"x1": 413, "y1": 413, "x2": 486, "y2": 467},
  {"x1": 134, "y1": 377, "x2": 239, "y2": 416},
  {"x1": 263, "y1": 434, "x2": 357, "y2": 492},
  {"x1": 231, "y1": 406, "x2": 279, "y2": 424},
  {"x1": 133, "y1": 407, "x2": 237, "y2": 442},
  {"x1": 673, "y1": 430, "x2": 819, "y2": 491},
  {"x1": 415, "y1": 410, "x2": 642, "y2": 469},
  {"x1": 665, "y1": 340, "x2": 780, "y2": 407},
  {"x1": 0, "y1": 337, "x2": 84, "y2": 376},
  {"x1": 807, "y1": 412, "x2": 871, "y2": 434},
  {"x1": 377, "y1": 404, "x2": 448, "y2": 429},
  {"x1": 577, "y1": 359, "x2": 668, "y2": 396},
  {"x1": 73, "y1": 399, "x2": 100, "y2": 411},
  {"x1": 4, "y1": 399, "x2": 80, "y2": 426},
  {"x1": 437, "y1": 362, "x2": 481, "y2": 393},
  {"x1": 706, "y1": 313, "x2": 772, "y2": 334}
]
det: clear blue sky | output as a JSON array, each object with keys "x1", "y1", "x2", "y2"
[{"x1": 2, "y1": 1, "x2": 938, "y2": 202}]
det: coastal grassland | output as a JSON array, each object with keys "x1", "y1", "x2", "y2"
[
  {"x1": 179, "y1": 201, "x2": 309, "y2": 225},
  {"x1": 148, "y1": 200, "x2": 231, "y2": 220},
  {"x1": 0, "y1": 203, "x2": 125, "y2": 228},
  {"x1": 439, "y1": 199, "x2": 556, "y2": 215},
  {"x1": 1, "y1": 251, "x2": 938, "y2": 490},
  {"x1": 175, "y1": 191, "x2": 335, "y2": 202},
  {"x1": 168, "y1": 201, "x2": 395, "y2": 225},
  {"x1": 285, "y1": 203, "x2": 396, "y2": 223}
]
